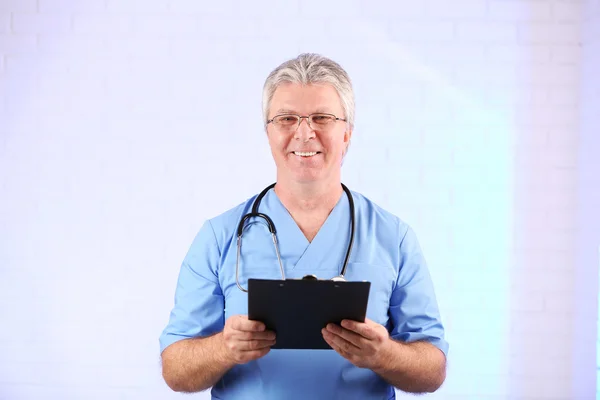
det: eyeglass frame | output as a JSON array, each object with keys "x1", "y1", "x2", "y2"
[{"x1": 266, "y1": 113, "x2": 347, "y2": 132}]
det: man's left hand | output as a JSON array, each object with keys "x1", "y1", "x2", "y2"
[{"x1": 322, "y1": 318, "x2": 392, "y2": 371}]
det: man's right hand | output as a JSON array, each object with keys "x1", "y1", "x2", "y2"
[{"x1": 221, "y1": 315, "x2": 276, "y2": 364}]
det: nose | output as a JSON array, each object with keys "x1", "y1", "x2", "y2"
[{"x1": 294, "y1": 117, "x2": 315, "y2": 142}]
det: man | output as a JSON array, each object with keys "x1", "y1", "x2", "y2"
[{"x1": 159, "y1": 53, "x2": 448, "y2": 399}]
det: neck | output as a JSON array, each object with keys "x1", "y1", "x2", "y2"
[{"x1": 274, "y1": 179, "x2": 343, "y2": 213}]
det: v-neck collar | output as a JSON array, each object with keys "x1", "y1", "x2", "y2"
[{"x1": 263, "y1": 189, "x2": 351, "y2": 273}]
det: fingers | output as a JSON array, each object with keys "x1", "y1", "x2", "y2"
[
  {"x1": 239, "y1": 338, "x2": 276, "y2": 351},
  {"x1": 226, "y1": 337, "x2": 275, "y2": 351},
  {"x1": 224, "y1": 336, "x2": 275, "y2": 364},
  {"x1": 231, "y1": 315, "x2": 267, "y2": 332},
  {"x1": 225, "y1": 343, "x2": 272, "y2": 365},
  {"x1": 223, "y1": 315, "x2": 276, "y2": 364},
  {"x1": 236, "y1": 330, "x2": 276, "y2": 341},
  {"x1": 227, "y1": 316, "x2": 275, "y2": 340},
  {"x1": 322, "y1": 328, "x2": 360, "y2": 357},
  {"x1": 233, "y1": 347, "x2": 271, "y2": 364},
  {"x1": 340, "y1": 319, "x2": 377, "y2": 340},
  {"x1": 324, "y1": 323, "x2": 365, "y2": 348}
]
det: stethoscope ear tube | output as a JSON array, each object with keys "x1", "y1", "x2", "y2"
[
  {"x1": 252, "y1": 183, "x2": 276, "y2": 214},
  {"x1": 339, "y1": 183, "x2": 355, "y2": 278}
]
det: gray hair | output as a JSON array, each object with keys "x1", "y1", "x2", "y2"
[{"x1": 262, "y1": 53, "x2": 355, "y2": 129}]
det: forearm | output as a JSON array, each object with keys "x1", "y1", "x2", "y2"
[
  {"x1": 161, "y1": 332, "x2": 235, "y2": 393},
  {"x1": 373, "y1": 340, "x2": 446, "y2": 393}
]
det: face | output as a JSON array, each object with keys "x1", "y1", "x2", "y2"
[{"x1": 266, "y1": 82, "x2": 352, "y2": 185}]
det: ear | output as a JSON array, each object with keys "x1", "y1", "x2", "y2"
[{"x1": 343, "y1": 127, "x2": 353, "y2": 156}]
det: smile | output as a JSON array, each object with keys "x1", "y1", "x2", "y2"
[{"x1": 293, "y1": 151, "x2": 320, "y2": 157}]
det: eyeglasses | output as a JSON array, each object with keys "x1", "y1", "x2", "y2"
[{"x1": 266, "y1": 113, "x2": 347, "y2": 133}]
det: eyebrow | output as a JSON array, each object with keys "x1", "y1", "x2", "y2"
[
  {"x1": 274, "y1": 108, "x2": 334, "y2": 115},
  {"x1": 275, "y1": 108, "x2": 296, "y2": 114}
]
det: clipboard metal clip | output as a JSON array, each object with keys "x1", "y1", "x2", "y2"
[{"x1": 294, "y1": 274, "x2": 347, "y2": 282}]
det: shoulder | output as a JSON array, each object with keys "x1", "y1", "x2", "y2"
[
  {"x1": 349, "y1": 189, "x2": 412, "y2": 240},
  {"x1": 201, "y1": 193, "x2": 258, "y2": 247}
]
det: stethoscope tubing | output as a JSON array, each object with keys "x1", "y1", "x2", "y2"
[{"x1": 235, "y1": 183, "x2": 355, "y2": 292}]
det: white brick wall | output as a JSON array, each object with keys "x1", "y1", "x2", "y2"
[
  {"x1": 0, "y1": 1, "x2": 596, "y2": 399},
  {"x1": 0, "y1": 0, "x2": 37, "y2": 13},
  {"x1": 38, "y1": 0, "x2": 106, "y2": 13},
  {"x1": 12, "y1": 13, "x2": 72, "y2": 34},
  {"x1": 0, "y1": 33, "x2": 37, "y2": 53},
  {"x1": 582, "y1": 1, "x2": 600, "y2": 399}
]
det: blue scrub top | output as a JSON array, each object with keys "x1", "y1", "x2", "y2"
[{"x1": 159, "y1": 188, "x2": 448, "y2": 399}]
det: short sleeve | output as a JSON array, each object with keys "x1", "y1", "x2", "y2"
[
  {"x1": 389, "y1": 225, "x2": 449, "y2": 357},
  {"x1": 159, "y1": 220, "x2": 224, "y2": 354}
]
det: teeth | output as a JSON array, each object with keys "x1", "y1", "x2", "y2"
[{"x1": 294, "y1": 151, "x2": 317, "y2": 157}]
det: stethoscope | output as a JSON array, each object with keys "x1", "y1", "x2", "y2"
[{"x1": 235, "y1": 183, "x2": 356, "y2": 292}]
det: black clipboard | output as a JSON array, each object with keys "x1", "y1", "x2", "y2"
[{"x1": 247, "y1": 278, "x2": 371, "y2": 350}]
